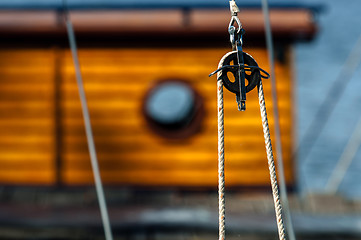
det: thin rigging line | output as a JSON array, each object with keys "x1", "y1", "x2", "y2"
[
  {"x1": 325, "y1": 116, "x2": 361, "y2": 194},
  {"x1": 261, "y1": 1, "x2": 296, "y2": 240},
  {"x1": 298, "y1": 33, "x2": 361, "y2": 194},
  {"x1": 62, "y1": 2, "x2": 114, "y2": 240}
]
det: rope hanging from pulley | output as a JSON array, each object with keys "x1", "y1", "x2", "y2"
[{"x1": 209, "y1": 1, "x2": 286, "y2": 240}]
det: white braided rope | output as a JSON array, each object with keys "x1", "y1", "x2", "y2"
[
  {"x1": 216, "y1": 51, "x2": 285, "y2": 240},
  {"x1": 217, "y1": 80, "x2": 226, "y2": 240},
  {"x1": 258, "y1": 80, "x2": 286, "y2": 240}
]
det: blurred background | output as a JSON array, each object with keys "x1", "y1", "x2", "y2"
[
  {"x1": 0, "y1": 0, "x2": 361, "y2": 239},
  {"x1": 296, "y1": 0, "x2": 361, "y2": 199}
]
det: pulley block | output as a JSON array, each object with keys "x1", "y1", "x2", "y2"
[{"x1": 217, "y1": 51, "x2": 261, "y2": 94}]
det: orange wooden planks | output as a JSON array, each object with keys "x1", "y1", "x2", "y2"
[
  {"x1": 0, "y1": 47, "x2": 294, "y2": 187},
  {"x1": 60, "y1": 48, "x2": 294, "y2": 187},
  {"x1": 0, "y1": 49, "x2": 56, "y2": 185}
]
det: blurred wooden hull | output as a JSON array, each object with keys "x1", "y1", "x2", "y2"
[
  {"x1": 0, "y1": 7, "x2": 317, "y2": 188},
  {"x1": 0, "y1": 47, "x2": 294, "y2": 187}
]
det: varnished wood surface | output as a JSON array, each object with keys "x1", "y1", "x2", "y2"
[
  {"x1": 0, "y1": 9, "x2": 316, "y2": 40},
  {"x1": 0, "y1": 50, "x2": 56, "y2": 184},
  {"x1": 0, "y1": 47, "x2": 294, "y2": 187}
]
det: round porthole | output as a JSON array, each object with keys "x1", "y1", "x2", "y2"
[{"x1": 142, "y1": 80, "x2": 204, "y2": 139}]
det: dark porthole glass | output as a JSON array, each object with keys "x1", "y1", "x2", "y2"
[{"x1": 142, "y1": 80, "x2": 204, "y2": 139}]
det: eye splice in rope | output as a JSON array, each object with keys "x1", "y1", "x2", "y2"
[{"x1": 209, "y1": 0, "x2": 269, "y2": 111}]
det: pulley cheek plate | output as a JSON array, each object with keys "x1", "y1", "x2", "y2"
[{"x1": 217, "y1": 51, "x2": 261, "y2": 94}]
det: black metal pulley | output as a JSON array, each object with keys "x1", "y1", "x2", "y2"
[
  {"x1": 208, "y1": 0, "x2": 269, "y2": 111},
  {"x1": 217, "y1": 51, "x2": 261, "y2": 95}
]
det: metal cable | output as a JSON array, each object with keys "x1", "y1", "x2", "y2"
[
  {"x1": 261, "y1": 0, "x2": 296, "y2": 239},
  {"x1": 217, "y1": 79, "x2": 226, "y2": 240},
  {"x1": 258, "y1": 80, "x2": 286, "y2": 240},
  {"x1": 62, "y1": 5, "x2": 114, "y2": 240},
  {"x1": 299, "y1": 33, "x2": 361, "y2": 188},
  {"x1": 325, "y1": 117, "x2": 361, "y2": 194}
]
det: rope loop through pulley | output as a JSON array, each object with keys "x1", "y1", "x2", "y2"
[
  {"x1": 212, "y1": 0, "x2": 271, "y2": 111},
  {"x1": 209, "y1": 51, "x2": 270, "y2": 95},
  {"x1": 209, "y1": 1, "x2": 287, "y2": 240},
  {"x1": 209, "y1": 24, "x2": 270, "y2": 110}
]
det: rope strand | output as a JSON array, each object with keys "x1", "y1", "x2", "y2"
[
  {"x1": 261, "y1": 0, "x2": 296, "y2": 239},
  {"x1": 217, "y1": 80, "x2": 226, "y2": 240},
  {"x1": 258, "y1": 80, "x2": 286, "y2": 240},
  {"x1": 216, "y1": 71, "x2": 286, "y2": 240}
]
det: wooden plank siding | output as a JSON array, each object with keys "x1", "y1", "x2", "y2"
[
  {"x1": 0, "y1": 47, "x2": 294, "y2": 187},
  {"x1": 0, "y1": 49, "x2": 56, "y2": 184}
]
